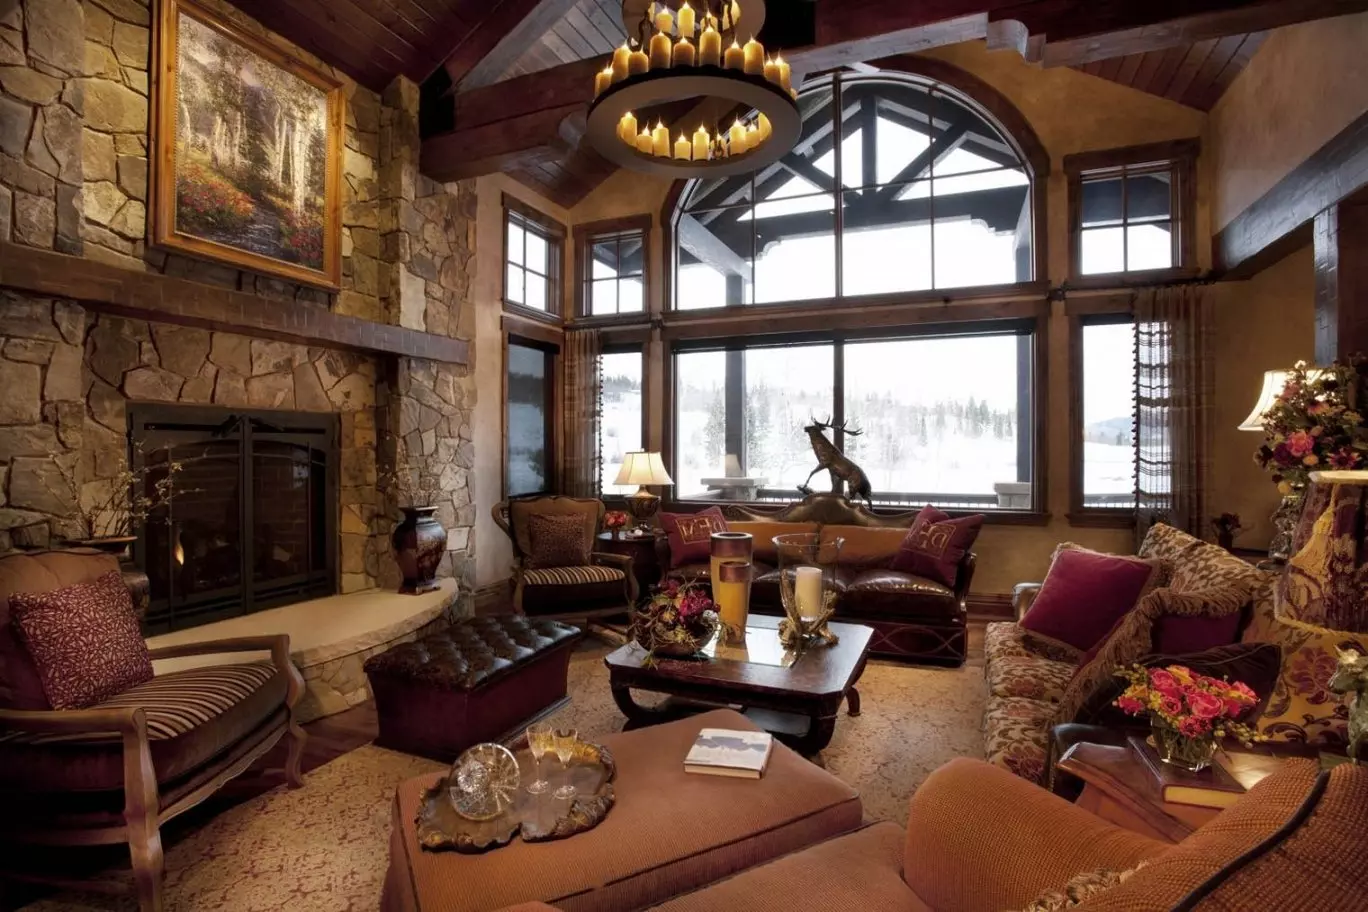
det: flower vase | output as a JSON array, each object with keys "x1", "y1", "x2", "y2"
[
  {"x1": 1150, "y1": 718, "x2": 1217, "y2": 772},
  {"x1": 392, "y1": 506, "x2": 447, "y2": 594},
  {"x1": 709, "y1": 532, "x2": 752, "y2": 644}
]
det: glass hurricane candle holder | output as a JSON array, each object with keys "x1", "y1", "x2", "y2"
[
  {"x1": 710, "y1": 531, "x2": 753, "y2": 643},
  {"x1": 772, "y1": 532, "x2": 842, "y2": 648}
]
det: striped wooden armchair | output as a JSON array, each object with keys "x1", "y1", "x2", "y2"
[{"x1": 493, "y1": 496, "x2": 638, "y2": 619}]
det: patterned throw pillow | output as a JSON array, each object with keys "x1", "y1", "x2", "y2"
[
  {"x1": 660, "y1": 506, "x2": 728, "y2": 568},
  {"x1": 889, "y1": 505, "x2": 982, "y2": 588},
  {"x1": 9, "y1": 570, "x2": 153, "y2": 710},
  {"x1": 526, "y1": 514, "x2": 592, "y2": 569},
  {"x1": 1014, "y1": 864, "x2": 1147, "y2": 911},
  {"x1": 1256, "y1": 625, "x2": 1368, "y2": 747}
]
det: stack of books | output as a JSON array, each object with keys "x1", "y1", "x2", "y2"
[
  {"x1": 684, "y1": 728, "x2": 774, "y2": 779},
  {"x1": 1128, "y1": 735, "x2": 1280, "y2": 809}
]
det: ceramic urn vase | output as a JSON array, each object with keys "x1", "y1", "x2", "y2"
[{"x1": 392, "y1": 506, "x2": 447, "y2": 594}]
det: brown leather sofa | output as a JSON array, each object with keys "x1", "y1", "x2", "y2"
[
  {"x1": 660, "y1": 494, "x2": 975, "y2": 666},
  {"x1": 0, "y1": 549, "x2": 306, "y2": 911}
]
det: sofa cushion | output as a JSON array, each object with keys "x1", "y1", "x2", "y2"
[
  {"x1": 0, "y1": 550, "x2": 124, "y2": 710},
  {"x1": 986, "y1": 655, "x2": 1077, "y2": 703},
  {"x1": 649, "y1": 822, "x2": 923, "y2": 912},
  {"x1": 523, "y1": 565, "x2": 625, "y2": 587},
  {"x1": 984, "y1": 622, "x2": 1084, "y2": 666},
  {"x1": 1018, "y1": 547, "x2": 1163, "y2": 653},
  {"x1": 819, "y1": 525, "x2": 908, "y2": 569},
  {"x1": 383, "y1": 709, "x2": 863, "y2": 912},
  {"x1": 983, "y1": 695, "x2": 1055, "y2": 784},
  {"x1": 889, "y1": 506, "x2": 982, "y2": 588},
  {"x1": 0, "y1": 661, "x2": 286, "y2": 791},
  {"x1": 1151, "y1": 612, "x2": 1244, "y2": 655},
  {"x1": 660, "y1": 507, "x2": 728, "y2": 568},
  {"x1": 842, "y1": 569, "x2": 959, "y2": 621},
  {"x1": 728, "y1": 521, "x2": 818, "y2": 565},
  {"x1": 751, "y1": 565, "x2": 857, "y2": 611},
  {"x1": 10, "y1": 570, "x2": 153, "y2": 710},
  {"x1": 1256, "y1": 625, "x2": 1368, "y2": 747},
  {"x1": 526, "y1": 514, "x2": 593, "y2": 569}
]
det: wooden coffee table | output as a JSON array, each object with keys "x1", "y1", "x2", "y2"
[{"x1": 604, "y1": 615, "x2": 873, "y2": 754}]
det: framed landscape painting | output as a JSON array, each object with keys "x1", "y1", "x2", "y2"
[{"x1": 153, "y1": 0, "x2": 344, "y2": 288}]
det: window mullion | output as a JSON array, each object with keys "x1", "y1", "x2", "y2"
[{"x1": 833, "y1": 72, "x2": 844, "y2": 302}]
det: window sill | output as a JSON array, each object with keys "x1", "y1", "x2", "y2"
[
  {"x1": 663, "y1": 500, "x2": 1051, "y2": 526},
  {"x1": 568, "y1": 312, "x2": 652, "y2": 328},
  {"x1": 1062, "y1": 267, "x2": 1201, "y2": 291},
  {"x1": 1067, "y1": 510, "x2": 1137, "y2": 529},
  {"x1": 503, "y1": 301, "x2": 564, "y2": 326}
]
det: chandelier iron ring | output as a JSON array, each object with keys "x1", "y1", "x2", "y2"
[{"x1": 586, "y1": 67, "x2": 800, "y2": 178}]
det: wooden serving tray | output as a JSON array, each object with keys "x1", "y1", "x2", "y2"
[{"x1": 415, "y1": 739, "x2": 616, "y2": 853}]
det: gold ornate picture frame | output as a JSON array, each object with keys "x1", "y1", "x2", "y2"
[{"x1": 152, "y1": 0, "x2": 344, "y2": 289}]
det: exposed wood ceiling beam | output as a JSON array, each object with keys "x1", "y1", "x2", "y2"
[
  {"x1": 678, "y1": 213, "x2": 750, "y2": 276},
  {"x1": 446, "y1": 0, "x2": 586, "y2": 89}
]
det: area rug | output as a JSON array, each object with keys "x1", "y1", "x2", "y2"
[{"x1": 25, "y1": 642, "x2": 985, "y2": 911}]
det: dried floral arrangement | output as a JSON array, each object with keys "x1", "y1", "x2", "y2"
[
  {"x1": 633, "y1": 579, "x2": 719, "y2": 662},
  {"x1": 376, "y1": 435, "x2": 440, "y2": 509},
  {"x1": 47, "y1": 446, "x2": 186, "y2": 540}
]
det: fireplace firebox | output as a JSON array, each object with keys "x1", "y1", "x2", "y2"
[{"x1": 130, "y1": 404, "x2": 340, "y2": 635}]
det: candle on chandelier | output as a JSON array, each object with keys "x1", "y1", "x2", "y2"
[
  {"x1": 636, "y1": 129, "x2": 654, "y2": 154},
  {"x1": 746, "y1": 121, "x2": 760, "y2": 150},
  {"x1": 674, "y1": 134, "x2": 692, "y2": 160},
  {"x1": 728, "y1": 119, "x2": 747, "y2": 154},
  {"x1": 594, "y1": 66, "x2": 612, "y2": 97},
  {"x1": 628, "y1": 45, "x2": 649, "y2": 75},
  {"x1": 673, "y1": 36, "x2": 695, "y2": 67},
  {"x1": 775, "y1": 54, "x2": 791, "y2": 91},
  {"x1": 763, "y1": 55, "x2": 779, "y2": 85},
  {"x1": 757, "y1": 112, "x2": 772, "y2": 141},
  {"x1": 699, "y1": 23, "x2": 721, "y2": 66},
  {"x1": 742, "y1": 37, "x2": 764, "y2": 75},
  {"x1": 724, "y1": 39, "x2": 744, "y2": 70},
  {"x1": 652, "y1": 121, "x2": 670, "y2": 157},
  {"x1": 721, "y1": 1, "x2": 736, "y2": 29},
  {"x1": 649, "y1": 30, "x2": 672, "y2": 68},
  {"x1": 677, "y1": 1, "x2": 695, "y2": 38},
  {"x1": 619, "y1": 111, "x2": 638, "y2": 144},
  {"x1": 692, "y1": 125, "x2": 710, "y2": 160},
  {"x1": 654, "y1": 6, "x2": 673, "y2": 34},
  {"x1": 611, "y1": 43, "x2": 631, "y2": 82}
]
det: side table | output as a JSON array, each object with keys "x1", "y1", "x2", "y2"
[{"x1": 597, "y1": 531, "x2": 661, "y2": 597}]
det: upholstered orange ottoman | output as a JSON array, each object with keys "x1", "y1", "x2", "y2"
[{"x1": 381, "y1": 709, "x2": 863, "y2": 912}]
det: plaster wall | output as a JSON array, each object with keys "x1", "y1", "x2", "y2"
[{"x1": 1207, "y1": 13, "x2": 1368, "y2": 231}]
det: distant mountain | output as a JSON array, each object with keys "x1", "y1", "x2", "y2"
[{"x1": 1085, "y1": 415, "x2": 1133, "y2": 446}]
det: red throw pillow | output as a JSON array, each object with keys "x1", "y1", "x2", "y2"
[
  {"x1": 660, "y1": 507, "x2": 728, "y2": 568},
  {"x1": 1020, "y1": 548, "x2": 1163, "y2": 653},
  {"x1": 10, "y1": 571, "x2": 153, "y2": 710},
  {"x1": 1151, "y1": 613, "x2": 1243, "y2": 654},
  {"x1": 889, "y1": 505, "x2": 983, "y2": 588}
]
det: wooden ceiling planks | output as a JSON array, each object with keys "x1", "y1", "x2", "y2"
[
  {"x1": 1072, "y1": 32, "x2": 1267, "y2": 111},
  {"x1": 499, "y1": 0, "x2": 625, "y2": 80}
]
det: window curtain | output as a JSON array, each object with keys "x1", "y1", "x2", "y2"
[
  {"x1": 561, "y1": 328, "x2": 602, "y2": 497},
  {"x1": 1133, "y1": 285, "x2": 1214, "y2": 547}
]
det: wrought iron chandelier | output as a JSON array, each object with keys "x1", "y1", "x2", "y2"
[{"x1": 586, "y1": 1, "x2": 801, "y2": 177}]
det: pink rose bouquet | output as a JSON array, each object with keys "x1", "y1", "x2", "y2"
[
  {"x1": 1255, "y1": 359, "x2": 1368, "y2": 493},
  {"x1": 1114, "y1": 664, "x2": 1263, "y2": 770}
]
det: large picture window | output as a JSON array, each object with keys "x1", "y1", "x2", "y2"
[
  {"x1": 673, "y1": 73, "x2": 1035, "y2": 311},
  {"x1": 1073, "y1": 316, "x2": 1138, "y2": 516},
  {"x1": 673, "y1": 325, "x2": 1036, "y2": 509},
  {"x1": 600, "y1": 349, "x2": 644, "y2": 494},
  {"x1": 506, "y1": 340, "x2": 555, "y2": 496}
]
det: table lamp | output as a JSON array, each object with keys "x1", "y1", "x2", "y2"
[
  {"x1": 613, "y1": 451, "x2": 673, "y2": 533},
  {"x1": 1237, "y1": 368, "x2": 1323, "y2": 431},
  {"x1": 1275, "y1": 470, "x2": 1368, "y2": 762}
]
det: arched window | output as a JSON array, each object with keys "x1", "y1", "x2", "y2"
[{"x1": 672, "y1": 69, "x2": 1039, "y2": 309}]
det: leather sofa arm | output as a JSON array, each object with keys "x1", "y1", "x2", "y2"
[
  {"x1": 1013, "y1": 582, "x2": 1043, "y2": 620},
  {"x1": 954, "y1": 551, "x2": 977, "y2": 606},
  {"x1": 901, "y1": 758, "x2": 1167, "y2": 912}
]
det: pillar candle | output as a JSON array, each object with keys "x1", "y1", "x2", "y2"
[
  {"x1": 723, "y1": 39, "x2": 744, "y2": 70},
  {"x1": 628, "y1": 46, "x2": 649, "y2": 75},
  {"x1": 692, "y1": 125, "x2": 710, "y2": 160},
  {"x1": 673, "y1": 37, "x2": 695, "y2": 67},
  {"x1": 794, "y1": 566, "x2": 823, "y2": 620},
  {"x1": 649, "y1": 31, "x2": 672, "y2": 69},
  {"x1": 677, "y1": 1, "x2": 695, "y2": 38},
  {"x1": 673, "y1": 134, "x2": 691, "y2": 160},
  {"x1": 654, "y1": 7, "x2": 673, "y2": 35},
  {"x1": 611, "y1": 43, "x2": 631, "y2": 82},
  {"x1": 746, "y1": 121, "x2": 760, "y2": 151},
  {"x1": 775, "y1": 54, "x2": 792, "y2": 91},
  {"x1": 636, "y1": 129, "x2": 654, "y2": 154},
  {"x1": 728, "y1": 119, "x2": 747, "y2": 155},
  {"x1": 699, "y1": 24, "x2": 721, "y2": 66},
  {"x1": 742, "y1": 37, "x2": 764, "y2": 75},
  {"x1": 594, "y1": 67, "x2": 612, "y2": 97},
  {"x1": 757, "y1": 112, "x2": 772, "y2": 142},
  {"x1": 763, "y1": 56, "x2": 780, "y2": 86},
  {"x1": 652, "y1": 121, "x2": 670, "y2": 157},
  {"x1": 619, "y1": 111, "x2": 638, "y2": 145}
]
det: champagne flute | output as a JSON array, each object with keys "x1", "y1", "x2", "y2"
[
  {"x1": 526, "y1": 722, "x2": 552, "y2": 795},
  {"x1": 553, "y1": 727, "x2": 578, "y2": 801}
]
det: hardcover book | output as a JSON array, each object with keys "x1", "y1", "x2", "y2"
[
  {"x1": 684, "y1": 728, "x2": 775, "y2": 779},
  {"x1": 1127, "y1": 735, "x2": 1245, "y2": 809}
]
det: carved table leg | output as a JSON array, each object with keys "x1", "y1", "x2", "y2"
[
  {"x1": 791, "y1": 713, "x2": 839, "y2": 755},
  {"x1": 846, "y1": 686, "x2": 861, "y2": 717}
]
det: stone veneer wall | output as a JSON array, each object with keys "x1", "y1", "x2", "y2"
[{"x1": 0, "y1": 0, "x2": 480, "y2": 609}]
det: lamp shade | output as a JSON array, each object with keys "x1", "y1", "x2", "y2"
[
  {"x1": 613, "y1": 451, "x2": 674, "y2": 487},
  {"x1": 1238, "y1": 368, "x2": 1325, "y2": 431},
  {"x1": 1276, "y1": 470, "x2": 1368, "y2": 635}
]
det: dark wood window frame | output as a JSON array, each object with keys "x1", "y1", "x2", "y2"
[
  {"x1": 1065, "y1": 139, "x2": 1199, "y2": 287},
  {"x1": 574, "y1": 215, "x2": 652, "y2": 322},
  {"x1": 660, "y1": 312, "x2": 1050, "y2": 525},
  {"x1": 502, "y1": 193, "x2": 567, "y2": 324},
  {"x1": 1067, "y1": 297, "x2": 1137, "y2": 528},
  {"x1": 502, "y1": 333, "x2": 561, "y2": 499}
]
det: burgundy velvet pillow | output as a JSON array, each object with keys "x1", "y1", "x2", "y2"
[
  {"x1": 1019, "y1": 547, "x2": 1163, "y2": 653},
  {"x1": 10, "y1": 571, "x2": 153, "y2": 710},
  {"x1": 660, "y1": 507, "x2": 728, "y2": 568},
  {"x1": 1152, "y1": 613, "x2": 1243, "y2": 655},
  {"x1": 889, "y1": 505, "x2": 983, "y2": 588}
]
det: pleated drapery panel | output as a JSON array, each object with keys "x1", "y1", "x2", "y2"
[{"x1": 561, "y1": 328, "x2": 602, "y2": 497}]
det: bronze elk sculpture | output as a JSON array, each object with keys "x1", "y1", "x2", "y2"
[{"x1": 798, "y1": 417, "x2": 874, "y2": 508}]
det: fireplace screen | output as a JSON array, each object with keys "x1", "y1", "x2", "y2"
[{"x1": 130, "y1": 405, "x2": 339, "y2": 634}]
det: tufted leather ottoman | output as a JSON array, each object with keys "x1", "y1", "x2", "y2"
[{"x1": 363, "y1": 616, "x2": 581, "y2": 761}]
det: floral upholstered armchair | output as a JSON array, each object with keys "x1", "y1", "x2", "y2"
[{"x1": 493, "y1": 496, "x2": 638, "y2": 619}]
